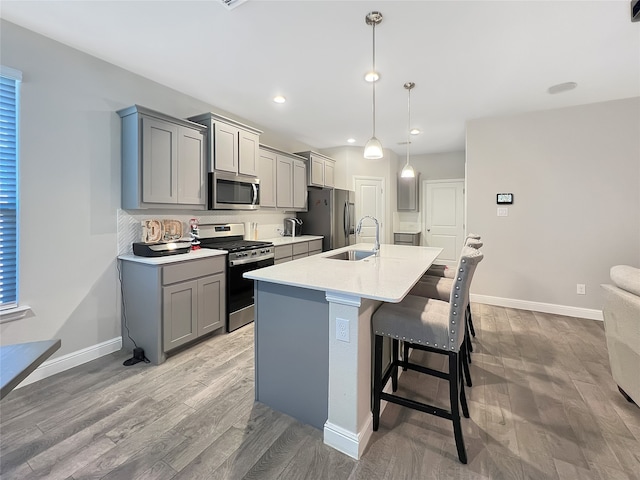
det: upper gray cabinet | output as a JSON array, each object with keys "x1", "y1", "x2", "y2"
[
  {"x1": 397, "y1": 173, "x2": 420, "y2": 211},
  {"x1": 118, "y1": 105, "x2": 207, "y2": 210},
  {"x1": 295, "y1": 151, "x2": 335, "y2": 188},
  {"x1": 259, "y1": 145, "x2": 307, "y2": 211},
  {"x1": 188, "y1": 112, "x2": 262, "y2": 177}
]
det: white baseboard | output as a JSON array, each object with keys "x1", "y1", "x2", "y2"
[
  {"x1": 324, "y1": 416, "x2": 373, "y2": 460},
  {"x1": 16, "y1": 337, "x2": 123, "y2": 389},
  {"x1": 470, "y1": 294, "x2": 603, "y2": 321}
]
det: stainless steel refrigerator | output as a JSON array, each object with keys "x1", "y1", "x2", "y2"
[{"x1": 298, "y1": 188, "x2": 355, "y2": 252}]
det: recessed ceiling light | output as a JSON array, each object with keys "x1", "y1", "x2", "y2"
[
  {"x1": 410, "y1": 129, "x2": 420, "y2": 135},
  {"x1": 347, "y1": 138, "x2": 356, "y2": 144},
  {"x1": 273, "y1": 95, "x2": 286, "y2": 103},
  {"x1": 364, "y1": 71, "x2": 380, "y2": 82},
  {"x1": 547, "y1": 82, "x2": 577, "y2": 94}
]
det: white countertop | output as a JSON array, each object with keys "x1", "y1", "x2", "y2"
[
  {"x1": 244, "y1": 243, "x2": 442, "y2": 303},
  {"x1": 394, "y1": 230, "x2": 421, "y2": 235},
  {"x1": 265, "y1": 235, "x2": 323, "y2": 246},
  {"x1": 118, "y1": 248, "x2": 227, "y2": 265}
]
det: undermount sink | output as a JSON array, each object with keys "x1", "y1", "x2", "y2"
[{"x1": 324, "y1": 249, "x2": 375, "y2": 261}]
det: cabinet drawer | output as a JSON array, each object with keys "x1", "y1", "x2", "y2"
[
  {"x1": 274, "y1": 245, "x2": 293, "y2": 260},
  {"x1": 394, "y1": 233, "x2": 420, "y2": 245},
  {"x1": 308, "y1": 239, "x2": 322, "y2": 252},
  {"x1": 292, "y1": 242, "x2": 309, "y2": 256},
  {"x1": 292, "y1": 253, "x2": 308, "y2": 261},
  {"x1": 274, "y1": 256, "x2": 292, "y2": 265},
  {"x1": 162, "y1": 256, "x2": 225, "y2": 286}
]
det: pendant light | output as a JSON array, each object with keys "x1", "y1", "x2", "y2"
[
  {"x1": 401, "y1": 82, "x2": 416, "y2": 178},
  {"x1": 364, "y1": 11, "x2": 383, "y2": 160}
]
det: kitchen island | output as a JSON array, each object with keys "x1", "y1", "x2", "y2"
[{"x1": 244, "y1": 243, "x2": 442, "y2": 459}]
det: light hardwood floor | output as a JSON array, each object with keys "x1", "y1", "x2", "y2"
[{"x1": 1, "y1": 305, "x2": 639, "y2": 479}]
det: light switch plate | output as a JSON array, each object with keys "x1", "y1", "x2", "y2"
[{"x1": 497, "y1": 207, "x2": 508, "y2": 217}]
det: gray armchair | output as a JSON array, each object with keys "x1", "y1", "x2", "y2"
[{"x1": 601, "y1": 265, "x2": 640, "y2": 406}]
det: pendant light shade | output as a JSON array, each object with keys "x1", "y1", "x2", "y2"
[
  {"x1": 401, "y1": 82, "x2": 416, "y2": 178},
  {"x1": 364, "y1": 11, "x2": 383, "y2": 160}
]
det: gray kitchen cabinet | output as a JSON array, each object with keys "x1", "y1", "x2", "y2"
[
  {"x1": 273, "y1": 238, "x2": 323, "y2": 264},
  {"x1": 118, "y1": 105, "x2": 207, "y2": 210},
  {"x1": 119, "y1": 255, "x2": 226, "y2": 364},
  {"x1": 259, "y1": 145, "x2": 307, "y2": 211},
  {"x1": 293, "y1": 159, "x2": 307, "y2": 209},
  {"x1": 258, "y1": 148, "x2": 277, "y2": 208},
  {"x1": 394, "y1": 232, "x2": 421, "y2": 246},
  {"x1": 276, "y1": 156, "x2": 294, "y2": 209},
  {"x1": 188, "y1": 112, "x2": 262, "y2": 177},
  {"x1": 295, "y1": 151, "x2": 335, "y2": 188},
  {"x1": 397, "y1": 173, "x2": 420, "y2": 212}
]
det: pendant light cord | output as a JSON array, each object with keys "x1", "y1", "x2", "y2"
[
  {"x1": 406, "y1": 85, "x2": 411, "y2": 166},
  {"x1": 372, "y1": 22, "x2": 377, "y2": 136}
]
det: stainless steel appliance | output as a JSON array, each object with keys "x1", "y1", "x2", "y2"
[
  {"x1": 297, "y1": 188, "x2": 355, "y2": 251},
  {"x1": 283, "y1": 217, "x2": 303, "y2": 237},
  {"x1": 198, "y1": 223, "x2": 274, "y2": 332},
  {"x1": 208, "y1": 171, "x2": 259, "y2": 210}
]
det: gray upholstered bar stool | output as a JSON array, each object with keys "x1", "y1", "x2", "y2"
[{"x1": 371, "y1": 246, "x2": 483, "y2": 464}]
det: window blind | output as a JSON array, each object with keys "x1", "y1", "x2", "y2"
[{"x1": 0, "y1": 71, "x2": 19, "y2": 309}]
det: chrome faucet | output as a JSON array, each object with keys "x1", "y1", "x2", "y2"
[{"x1": 356, "y1": 215, "x2": 380, "y2": 256}]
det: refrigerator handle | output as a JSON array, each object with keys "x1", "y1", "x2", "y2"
[{"x1": 344, "y1": 201, "x2": 349, "y2": 244}]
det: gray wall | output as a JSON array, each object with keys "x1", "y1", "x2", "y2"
[
  {"x1": 397, "y1": 151, "x2": 465, "y2": 180},
  {"x1": 466, "y1": 97, "x2": 640, "y2": 311},
  {"x1": 0, "y1": 20, "x2": 313, "y2": 358}
]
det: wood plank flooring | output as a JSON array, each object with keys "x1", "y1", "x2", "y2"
[{"x1": 1, "y1": 305, "x2": 639, "y2": 479}]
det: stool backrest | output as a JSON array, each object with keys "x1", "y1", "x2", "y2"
[
  {"x1": 464, "y1": 238, "x2": 483, "y2": 249},
  {"x1": 447, "y1": 246, "x2": 483, "y2": 351}
]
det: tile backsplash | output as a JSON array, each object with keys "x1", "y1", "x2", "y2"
[{"x1": 117, "y1": 209, "x2": 294, "y2": 255}]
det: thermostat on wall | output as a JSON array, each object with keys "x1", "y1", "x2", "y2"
[{"x1": 497, "y1": 193, "x2": 513, "y2": 204}]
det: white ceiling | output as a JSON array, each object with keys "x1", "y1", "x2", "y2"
[{"x1": 2, "y1": 0, "x2": 639, "y2": 156}]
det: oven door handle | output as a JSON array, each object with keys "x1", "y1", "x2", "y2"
[{"x1": 229, "y1": 253, "x2": 275, "y2": 267}]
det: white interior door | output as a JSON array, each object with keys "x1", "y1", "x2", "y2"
[
  {"x1": 354, "y1": 177, "x2": 385, "y2": 245},
  {"x1": 423, "y1": 179, "x2": 465, "y2": 266}
]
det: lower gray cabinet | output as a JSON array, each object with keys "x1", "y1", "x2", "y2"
[
  {"x1": 394, "y1": 232, "x2": 421, "y2": 246},
  {"x1": 273, "y1": 238, "x2": 323, "y2": 265},
  {"x1": 162, "y1": 273, "x2": 225, "y2": 351},
  {"x1": 120, "y1": 255, "x2": 226, "y2": 364}
]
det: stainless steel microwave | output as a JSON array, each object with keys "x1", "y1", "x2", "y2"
[{"x1": 209, "y1": 171, "x2": 260, "y2": 210}]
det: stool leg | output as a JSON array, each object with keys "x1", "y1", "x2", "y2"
[
  {"x1": 465, "y1": 314, "x2": 473, "y2": 355},
  {"x1": 403, "y1": 342, "x2": 409, "y2": 371},
  {"x1": 373, "y1": 335, "x2": 384, "y2": 431},
  {"x1": 459, "y1": 354, "x2": 470, "y2": 418},
  {"x1": 467, "y1": 304, "x2": 476, "y2": 337},
  {"x1": 392, "y1": 339, "x2": 399, "y2": 392},
  {"x1": 449, "y1": 352, "x2": 468, "y2": 464},
  {"x1": 461, "y1": 341, "x2": 472, "y2": 387}
]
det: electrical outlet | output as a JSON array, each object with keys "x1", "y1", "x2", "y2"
[
  {"x1": 336, "y1": 318, "x2": 350, "y2": 342},
  {"x1": 577, "y1": 284, "x2": 586, "y2": 295}
]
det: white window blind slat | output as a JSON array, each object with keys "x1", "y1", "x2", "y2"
[{"x1": 0, "y1": 71, "x2": 19, "y2": 309}]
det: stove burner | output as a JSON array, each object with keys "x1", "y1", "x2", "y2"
[{"x1": 200, "y1": 239, "x2": 272, "y2": 252}]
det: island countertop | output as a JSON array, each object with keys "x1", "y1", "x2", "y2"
[{"x1": 244, "y1": 243, "x2": 442, "y2": 303}]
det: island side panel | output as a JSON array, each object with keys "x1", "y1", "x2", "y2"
[{"x1": 254, "y1": 281, "x2": 329, "y2": 430}]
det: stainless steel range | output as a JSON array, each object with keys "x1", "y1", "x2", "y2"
[{"x1": 198, "y1": 223, "x2": 274, "y2": 332}]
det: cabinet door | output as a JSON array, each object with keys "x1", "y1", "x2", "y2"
[
  {"x1": 198, "y1": 273, "x2": 225, "y2": 336},
  {"x1": 324, "y1": 160, "x2": 335, "y2": 188},
  {"x1": 214, "y1": 122, "x2": 239, "y2": 173},
  {"x1": 177, "y1": 126, "x2": 206, "y2": 205},
  {"x1": 309, "y1": 157, "x2": 324, "y2": 187},
  {"x1": 163, "y1": 280, "x2": 198, "y2": 351},
  {"x1": 258, "y1": 149, "x2": 277, "y2": 208},
  {"x1": 397, "y1": 175, "x2": 419, "y2": 211},
  {"x1": 142, "y1": 116, "x2": 178, "y2": 204},
  {"x1": 293, "y1": 160, "x2": 307, "y2": 209},
  {"x1": 238, "y1": 130, "x2": 259, "y2": 176},
  {"x1": 276, "y1": 156, "x2": 293, "y2": 209}
]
